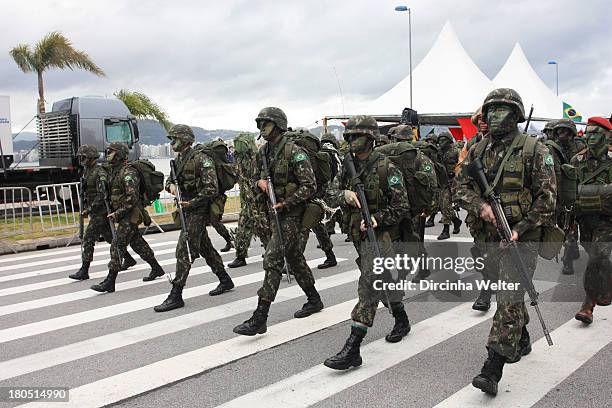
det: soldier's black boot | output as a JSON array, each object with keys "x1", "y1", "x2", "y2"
[
  {"x1": 424, "y1": 215, "x2": 436, "y2": 228},
  {"x1": 233, "y1": 298, "x2": 270, "y2": 335},
  {"x1": 143, "y1": 263, "x2": 165, "y2": 282},
  {"x1": 561, "y1": 259, "x2": 575, "y2": 275},
  {"x1": 90, "y1": 270, "x2": 118, "y2": 293},
  {"x1": 472, "y1": 348, "x2": 506, "y2": 396},
  {"x1": 317, "y1": 250, "x2": 337, "y2": 269},
  {"x1": 209, "y1": 270, "x2": 235, "y2": 296},
  {"x1": 324, "y1": 325, "x2": 366, "y2": 370},
  {"x1": 506, "y1": 326, "x2": 532, "y2": 363},
  {"x1": 472, "y1": 288, "x2": 492, "y2": 311},
  {"x1": 154, "y1": 284, "x2": 185, "y2": 312},
  {"x1": 452, "y1": 216, "x2": 462, "y2": 234},
  {"x1": 120, "y1": 253, "x2": 137, "y2": 271},
  {"x1": 437, "y1": 225, "x2": 450, "y2": 240},
  {"x1": 228, "y1": 257, "x2": 247, "y2": 268},
  {"x1": 220, "y1": 241, "x2": 234, "y2": 252},
  {"x1": 294, "y1": 286, "x2": 324, "y2": 318},
  {"x1": 69, "y1": 262, "x2": 90, "y2": 280},
  {"x1": 385, "y1": 302, "x2": 411, "y2": 343}
]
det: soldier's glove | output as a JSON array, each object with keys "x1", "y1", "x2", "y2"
[
  {"x1": 343, "y1": 190, "x2": 361, "y2": 208},
  {"x1": 360, "y1": 216, "x2": 378, "y2": 232},
  {"x1": 167, "y1": 183, "x2": 177, "y2": 196}
]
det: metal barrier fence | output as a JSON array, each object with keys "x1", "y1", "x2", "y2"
[
  {"x1": 36, "y1": 182, "x2": 81, "y2": 232},
  {"x1": 0, "y1": 187, "x2": 34, "y2": 253}
]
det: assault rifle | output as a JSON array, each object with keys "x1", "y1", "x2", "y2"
[
  {"x1": 169, "y1": 160, "x2": 194, "y2": 268},
  {"x1": 78, "y1": 175, "x2": 85, "y2": 251},
  {"x1": 344, "y1": 148, "x2": 393, "y2": 312},
  {"x1": 101, "y1": 180, "x2": 123, "y2": 268},
  {"x1": 261, "y1": 146, "x2": 291, "y2": 284},
  {"x1": 468, "y1": 157, "x2": 553, "y2": 346},
  {"x1": 524, "y1": 105, "x2": 534, "y2": 133}
]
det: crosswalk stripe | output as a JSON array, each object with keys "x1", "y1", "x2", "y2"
[
  {"x1": 0, "y1": 246, "x2": 237, "y2": 283},
  {"x1": 0, "y1": 248, "x2": 242, "y2": 297},
  {"x1": 0, "y1": 257, "x2": 336, "y2": 344},
  {"x1": 0, "y1": 241, "x2": 177, "y2": 272},
  {"x1": 434, "y1": 304, "x2": 612, "y2": 408},
  {"x1": 19, "y1": 298, "x2": 361, "y2": 408},
  {"x1": 215, "y1": 282, "x2": 561, "y2": 408},
  {"x1": 217, "y1": 303, "x2": 487, "y2": 408},
  {"x1": 0, "y1": 267, "x2": 357, "y2": 382},
  {"x1": 0, "y1": 253, "x2": 263, "y2": 316},
  {"x1": 0, "y1": 242, "x2": 114, "y2": 264}
]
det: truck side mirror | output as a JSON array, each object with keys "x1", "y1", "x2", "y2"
[{"x1": 129, "y1": 117, "x2": 140, "y2": 143}]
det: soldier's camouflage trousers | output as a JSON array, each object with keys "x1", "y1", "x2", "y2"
[
  {"x1": 439, "y1": 185, "x2": 454, "y2": 224},
  {"x1": 557, "y1": 212, "x2": 580, "y2": 262},
  {"x1": 579, "y1": 217, "x2": 612, "y2": 299},
  {"x1": 234, "y1": 206, "x2": 271, "y2": 259},
  {"x1": 487, "y1": 241, "x2": 538, "y2": 360},
  {"x1": 108, "y1": 219, "x2": 158, "y2": 273},
  {"x1": 351, "y1": 229, "x2": 404, "y2": 327},
  {"x1": 209, "y1": 195, "x2": 233, "y2": 244},
  {"x1": 82, "y1": 213, "x2": 114, "y2": 263},
  {"x1": 312, "y1": 222, "x2": 333, "y2": 253},
  {"x1": 258, "y1": 215, "x2": 315, "y2": 302},
  {"x1": 173, "y1": 211, "x2": 226, "y2": 287}
]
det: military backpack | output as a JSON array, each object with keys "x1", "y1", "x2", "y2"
[
  {"x1": 194, "y1": 141, "x2": 238, "y2": 193},
  {"x1": 285, "y1": 129, "x2": 332, "y2": 194},
  {"x1": 543, "y1": 140, "x2": 577, "y2": 210},
  {"x1": 128, "y1": 160, "x2": 165, "y2": 205}
]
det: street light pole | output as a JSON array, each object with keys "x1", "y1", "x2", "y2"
[
  {"x1": 395, "y1": 5, "x2": 413, "y2": 108},
  {"x1": 548, "y1": 61, "x2": 559, "y2": 96}
]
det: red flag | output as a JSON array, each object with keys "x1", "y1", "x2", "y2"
[
  {"x1": 448, "y1": 127, "x2": 464, "y2": 141},
  {"x1": 457, "y1": 118, "x2": 478, "y2": 140}
]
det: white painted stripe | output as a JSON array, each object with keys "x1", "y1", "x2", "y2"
[
  {"x1": 218, "y1": 281, "x2": 560, "y2": 408},
  {"x1": 0, "y1": 248, "x2": 242, "y2": 297},
  {"x1": 0, "y1": 243, "x2": 113, "y2": 264},
  {"x1": 0, "y1": 267, "x2": 356, "y2": 382},
  {"x1": 0, "y1": 241, "x2": 176, "y2": 272},
  {"x1": 19, "y1": 298, "x2": 360, "y2": 408},
  {"x1": 0, "y1": 253, "x2": 262, "y2": 316},
  {"x1": 434, "y1": 304, "x2": 612, "y2": 408},
  {"x1": 218, "y1": 303, "x2": 488, "y2": 408},
  {"x1": 0, "y1": 257, "x2": 333, "y2": 344}
]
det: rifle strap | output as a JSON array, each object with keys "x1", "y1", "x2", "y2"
[
  {"x1": 483, "y1": 133, "x2": 524, "y2": 197},
  {"x1": 580, "y1": 160, "x2": 612, "y2": 184},
  {"x1": 544, "y1": 140, "x2": 567, "y2": 164}
]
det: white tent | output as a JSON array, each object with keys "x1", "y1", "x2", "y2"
[
  {"x1": 370, "y1": 21, "x2": 493, "y2": 115},
  {"x1": 493, "y1": 43, "x2": 566, "y2": 119}
]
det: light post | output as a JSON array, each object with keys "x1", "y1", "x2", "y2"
[
  {"x1": 548, "y1": 60, "x2": 559, "y2": 96},
  {"x1": 395, "y1": 5, "x2": 412, "y2": 108}
]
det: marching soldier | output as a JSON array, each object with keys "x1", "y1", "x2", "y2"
[
  {"x1": 573, "y1": 117, "x2": 612, "y2": 324},
  {"x1": 228, "y1": 132, "x2": 271, "y2": 268},
  {"x1": 324, "y1": 115, "x2": 412, "y2": 370},
  {"x1": 70, "y1": 145, "x2": 137, "y2": 280},
  {"x1": 154, "y1": 125, "x2": 235, "y2": 312},
  {"x1": 208, "y1": 138, "x2": 235, "y2": 253},
  {"x1": 454, "y1": 88, "x2": 556, "y2": 396},
  {"x1": 320, "y1": 132, "x2": 343, "y2": 238},
  {"x1": 233, "y1": 107, "x2": 324, "y2": 336},
  {"x1": 90, "y1": 142, "x2": 165, "y2": 293},
  {"x1": 436, "y1": 131, "x2": 462, "y2": 240}
]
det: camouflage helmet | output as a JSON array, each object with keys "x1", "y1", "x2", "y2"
[
  {"x1": 388, "y1": 124, "x2": 413, "y2": 141},
  {"x1": 255, "y1": 107, "x2": 288, "y2": 132},
  {"x1": 76, "y1": 144, "x2": 100, "y2": 159},
  {"x1": 233, "y1": 132, "x2": 257, "y2": 155},
  {"x1": 437, "y1": 131, "x2": 454, "y2": 142},
  {"x1": 343, "y1": 115, "x2": 380, "y2": 141},
  {"x1": 320, "y1": 132, "x2": 339, "y2": 148},
  {"x1": 543, "y1": 120, "x2": 558, "y2": 133},
  {"x1": 106, "y1": 142, "x2": 129, "y2": 160},
  {"x1": 377, "y1": 134, "x2": 390, "y2": 146},
  {"x1": 552, "y1": 119, "x2": 577, "y2": 136},
  {"x1": 482, "y1": 88, "x2": 526, "y2": 123},
  {"x1": 167, "y1": 124, "x2": 195, "y2": 143}
]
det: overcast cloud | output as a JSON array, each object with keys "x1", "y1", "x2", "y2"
[{"x1": 1, "y1": 0, "x2": 610, "y2": 133}]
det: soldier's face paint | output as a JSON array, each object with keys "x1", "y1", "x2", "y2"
[
  {"x1": 348, "y1": 134, "x2": 371, "y2": 154},
  {"x1": 259, "y1": 121, "x2": 276, "y2": 141},
  {"x1": 555, "y1": 128, "x2": 572, "y2": 143},
  {"x1": 586, "y1": 128, "x2": 608, "y2": 158},
  {"x1": 106, "y1": 149, "x2": 120, "y2": 165},
  {"x1": 439, "y1": 137, "x2": 451, "y2": 150},
  {"x1": 486, "y1": 105, "x2": 517, "y2": 137},
  {"x1": 170, "y1": 137, "x2": 189, "y2": 153}
]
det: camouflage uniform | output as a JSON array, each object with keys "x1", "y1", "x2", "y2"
[
  {"x1": 234, "y1": 107, "x2": 324, "y2": 337},
  {"x1": 91, "y1": 142, "x2": 164, "y2": 293},
  {"x1": 230, "y1": 132, "x2": 271, "y2": 266},
  {"x1": 454, "y1": 89, "x2": 556, "y2": 396},
  {"x1": 155, "y1": 125, "x2": 234, "y2": 312},
  {"x1": 437, "y1": 132, "x2": 461, "y2": 238},
  {"x1": 573, "y1": 117, "x2": 612, "y2": 324}
]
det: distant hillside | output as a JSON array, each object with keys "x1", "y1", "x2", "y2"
[{"x1": 137, "y1": 119, "x2": 245, "y2": 145}]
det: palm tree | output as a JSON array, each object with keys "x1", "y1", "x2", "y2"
[
  {"x1": 9, "y1": 31, "x2": 105, "y2": 114},
  {"x1": 114, "y1": 89, "x2": 171, "y2": 131}
]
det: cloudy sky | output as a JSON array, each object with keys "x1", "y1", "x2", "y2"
[{"x1": 1, "y1": 0, "x2": 610, "y2": 133}]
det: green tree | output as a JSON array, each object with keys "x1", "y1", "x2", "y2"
[
  {"x1": 114, "y1": 89, "x2": 171, "y2": 131},
  {"x1": 9, "y1": 31, "x2": 105, "y2": 114}
]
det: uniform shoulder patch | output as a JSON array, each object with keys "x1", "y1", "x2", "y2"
[
  {"x1": 124, "y1": 174, "x2": 133, "y2": 182},
  {"x1": 202, "y1": 157, "x2": 214, "y2": 167},
  {"x1": 422, "y1": 163, "x2": 432, "y2": 172},
  {"x1": 544, "y1": 154, "x2": 554, "y2": 166},
  {"x1": 387, "y1": 173, "x2": 402, "y2": 187},
  {"x1": 294, "y1": 151, "x2": 308, "y2": 162}
]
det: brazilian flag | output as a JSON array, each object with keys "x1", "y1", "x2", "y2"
[{"x1": 563, "y1": 102, "x2": 582, "y2": 122}]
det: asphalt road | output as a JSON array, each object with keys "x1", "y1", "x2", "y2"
[{"x1": 0, "y1": 215, "x2": 610, "y2": 408}]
